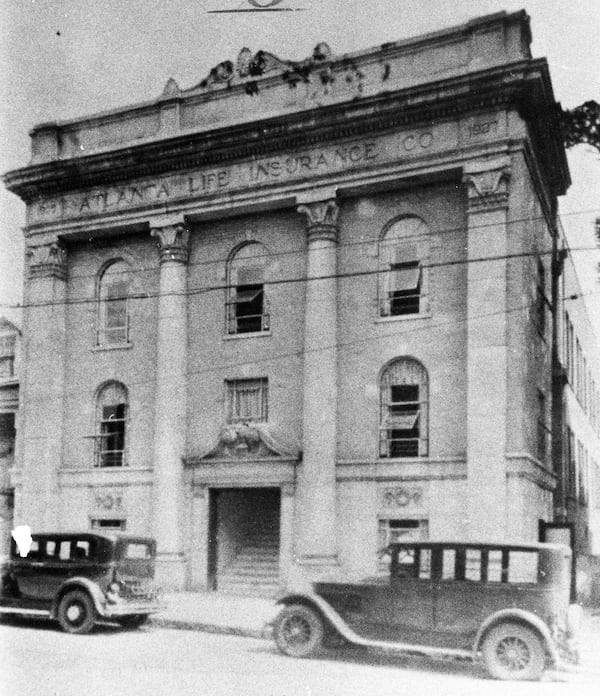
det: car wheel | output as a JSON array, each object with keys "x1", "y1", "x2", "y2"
[
  {"x1": 117, "y1": 614, "x2": 149, "y2": 629},
  {"x1": 482, "y1": 622, "x2": 545, "y2": 681},
  {"x1": 57, "y1": 590, "x2": 96, "y2": 635},
  {"x1": 273, "y1": 604, "x2": 324, "y2": 658}
]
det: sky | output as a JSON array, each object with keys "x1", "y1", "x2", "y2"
[{"x1": 1, "y1": 0, "x2": 599, "y2": 332}]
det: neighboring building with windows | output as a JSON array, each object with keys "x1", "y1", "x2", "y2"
[
  {"x1": 0, "y1": 317, "x2": 20, "y2": 554},
  {"x1": 3, "y1": 12, "x2": 579, "y2": 591},
  {"x1": 559, "y1": 244, "x2": 600, "y2": 600}
]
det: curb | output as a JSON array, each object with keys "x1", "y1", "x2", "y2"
[{"x1": 149, "y1": 616, "x2": 273, "y2": 640}]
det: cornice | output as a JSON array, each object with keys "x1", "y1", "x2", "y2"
[{"x1": 3, "y1": 59, "x2": 566, "y2": 201}]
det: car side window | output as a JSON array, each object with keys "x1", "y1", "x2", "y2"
[
  {"x1": 394, "y1": 548, "x2": 417, "y2": 578},
  {"x1": 442, "y1": 549, "x2": 456, "y2": 580},
  {"x1": 73, "y1": 541, "x2": 90, "y2": 561},
  {"x1": 465, "y1": 548, "x2": 482, "y2": 581},
  {"x1": 58, "y1": 541, "x2": 72, "y2": 561}
]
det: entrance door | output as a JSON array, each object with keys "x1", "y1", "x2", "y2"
[{"x1": 207, "y1": 488, "x2": 280, "y2": 593}]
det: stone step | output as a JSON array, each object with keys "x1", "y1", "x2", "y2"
[{"x1": 221, "y1": 565, "x2": 278, "y2": 580}]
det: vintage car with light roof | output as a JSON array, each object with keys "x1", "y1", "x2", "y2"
[{"x1": 274, "y1": 541, "x2": 581, "y2": 681}]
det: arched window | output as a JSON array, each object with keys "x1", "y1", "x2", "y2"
[
  {"x1": 226, "y1": 242, "x2": 269, "y2": 334},
  {"x1": 97, "y1": 261, "x2": 129, "y2": 345},
  {"x1": 95, "y1": 382, "x2": 128, "y2": 467},
  {"x1": 379, "y1": 217, "x2": 429, "y2": 317},
  {"x1": 379, "y1": 358, "x2": 428, "y2": 458}
]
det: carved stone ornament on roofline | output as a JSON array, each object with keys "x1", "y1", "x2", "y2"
[
  {"x1": 462, "y1": 156, "x2": 512, "y2": 213},
  {"x1": 189, "y1": 422, "x2": 300, "y2": 462},
  {"x1": 150, "y1": 220, "x2": 190, "y2": 264},
  {"x1": 191, "y1": 43, "x2": 332, "y2": 91},
  {"x1": 26, "y1": 241, "x2": 67, "y2": 280},
  {"x1": 297, "y1": 198, "x2": 340, "y2": 243}
]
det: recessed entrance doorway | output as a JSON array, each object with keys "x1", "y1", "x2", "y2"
[{"x1": 207, "y1": 487, "x2": 280, "y2": 596}]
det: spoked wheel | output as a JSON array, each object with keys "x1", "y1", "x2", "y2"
[
  {"x1": 57, "y1": 590, "x2": 96, "y2": 634},
  {"x1": 482, "y1": 622, "x2": 545, "y2": 681},
  {"x1": 273, "y1": 604, "x2": 324, "y2": 658}
]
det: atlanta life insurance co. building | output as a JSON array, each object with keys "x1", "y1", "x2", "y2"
[{"x1": 3, "y1": 11, "x2": 572, "y2": 590}]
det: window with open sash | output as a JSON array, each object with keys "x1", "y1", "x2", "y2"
[
  {"x1": 379, "y1": 217, "x2": 428, "y2": 318},
  {"x1": 379, "y1": 358, "x2": 428, "y2": 457},
  {"x1": 97, "y1": 261, "x2": 129, "y2": 346},
  {"x1": 95, "y1": 382, "x2": 128, "y2": 467},
  {"x1": 226, "y1": 243, "x2": 269, "y2": 334},
  {"x1": 226, "y1": 378, "x2": 268, "y2": 423}
]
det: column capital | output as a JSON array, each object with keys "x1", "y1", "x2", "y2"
[
  {"x1": 462, "y1": 156, "x2": 511, "y2": 213},
  {"x1": 26, "y1": 240, "x2": 67, "y2": 280},
  {"x1": 297, "y1": 197, "x2": 339, "y2": 244},
  {"x1": 150, "y1": 215, "x2": 190, "y2": 264}
]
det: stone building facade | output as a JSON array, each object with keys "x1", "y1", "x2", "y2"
[
  {"x1": 3, "y1": 11, "x2": 574, "y2": 590},
  {"x1": 0, "y1": 317, "x2": 19, "y2": 555}
]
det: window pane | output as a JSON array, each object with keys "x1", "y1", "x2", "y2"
[
  {"x1": 508, "y1": 551, "x2": 539, "y2": 583},
  {"x1": 442, "y1": 549, "x2": 456, "y2": 580},
  {"x1": 487, "y1": 550, "x2": 503, "y2": 582},
  {"x1": 465, "y1": 549, "x2": 482, "y2": 581},
  {"x1": 419, "y1": 549, "x2": 432, "y2": 579},
  {"x1": 59, "y1": 541, "x2": 71, "y2": 560},
  {"x1": 390, "y1": 264, "x2": 420, "y2": 292},
  {"x1": 394, "y1": 548, "x2": 417, "y2": 578},
  {"x1": 227, "y1": 379, "x2": 268, "y2": 423}
]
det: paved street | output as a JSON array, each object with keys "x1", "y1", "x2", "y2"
[{"x1": 1, "y1": 617, "x2": 599, "y2": 696}]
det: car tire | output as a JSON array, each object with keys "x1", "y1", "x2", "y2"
[
  {"x1": 117, "y1": 614, "x2": 149, "y2": 629},
  {"x1": 273, "y1": 604, "x2": 324, "y2": 658},
  {"x1": 57, "y1": 590, "x2": 96, "y2": 635},
  {"x1": 482, "y1": 622, "x2": 545, "y2": 681}
]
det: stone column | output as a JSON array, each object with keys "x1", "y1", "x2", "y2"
[
  {"x1": 463, "y1": 157, "x2": 511, "y2": 541},
  {"x1": 295, "y1": 193, "x2": 340, "y2": 578},
  {"x1": 17, "y1": 240, "x2": 67, "y2": 529},
  {"x1": 150, "y1": 215, "x2": 190, "y2": 589}
]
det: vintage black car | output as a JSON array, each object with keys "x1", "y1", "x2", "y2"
[
  {"x1": 0, "y1": 532, "x2": 161, "y2": 633},
  {"x1": 274, "y1": 541, "x2": 581, "y2": 681}
]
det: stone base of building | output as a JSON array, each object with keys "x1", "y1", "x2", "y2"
[{"x1": 154, "y1": 552, "x2": 187, "y2": 591}]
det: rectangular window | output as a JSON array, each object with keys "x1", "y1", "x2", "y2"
[
  {"x1": 384, "y1": 384, "x2": 420, "y2": 457},
  {"x1": 536, "y1": 260, "x2": 546, "y2": 335},
  {"x1": 442, "y1": 549, "x2": 456, "y2": 580},
  {"x1": 91, "y1": 518, "x2": 126, "y2": 531},
  {"x1": 103, "y1": 281, "x2": 128, "y2": 343},
  {"x1": 465, "y1": 548, "x2": 482, "y2": 581},
  {"x1": 487, "y1": 550, "x2": 504, "y2": 582},
  {"x1": 388, "y1": 261, "x2": 421, "y2": 316},
  {"x1": 98, "y1": 404, "x2": 126, "y2": 467},
  {"x1": 377, "y1": 519, "x2": 428, "y2": 571},
  {"x1": 508, "y1": 551, "x2": 538, "y2": 583},
  {"x1": 537, "y1": 390, "x2": 549, "y2": 463},
  {"x1": 226, "y1": 378, "x2": 268, "y2": 423},
  {"x1": 0, "y1": 413, "x2": 16, "y2": 457}
]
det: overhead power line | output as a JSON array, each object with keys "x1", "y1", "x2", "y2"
[{"x1": 0, "y1": 245, "x2": 598, "y2": 312}]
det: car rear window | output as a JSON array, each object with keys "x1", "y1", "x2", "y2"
[{"x1": 122, "y1": 542, "x2": 153, "y2": 560}]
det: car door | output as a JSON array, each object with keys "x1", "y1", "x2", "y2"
[
  {"x1": 7, "y1": 537, "x2": 46, "y2": 607},
  {"x1": 33, "y1": 538, "x2": 76, "y2": 601},
  {"x1": 359, "y1": 546, "x2": 435, "y2": 643},
  {"x1": 432, "y1": 547, "x2": 489, "y2": 650}
]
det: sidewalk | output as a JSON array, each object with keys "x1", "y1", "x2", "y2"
[{"x1": 149, "y1": 592, "x2": 280, "y2": 639}]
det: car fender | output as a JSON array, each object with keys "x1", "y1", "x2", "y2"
[
  {"x1": 473, "y1": 608, "x2": 558, "y2": 664},
  {"x1": 277, "y1": 592, "x2": 363, "y2": 644},
  {"x1": 50, "y1": 577, "x2": 107, "y2": 618}
]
